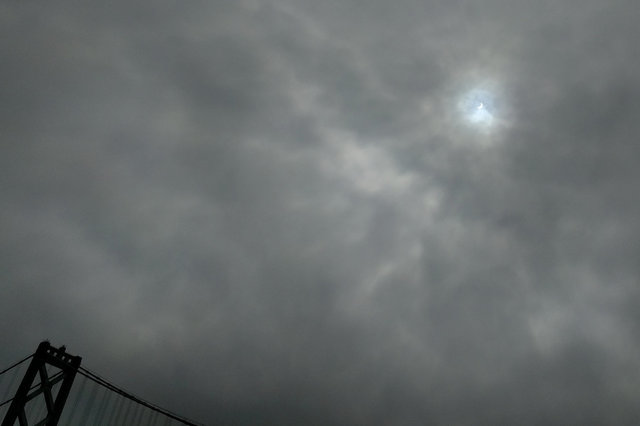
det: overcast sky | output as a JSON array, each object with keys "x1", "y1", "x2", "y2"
[{"x1": 2, "y1": 0, "x2": 640, "y2": 424}]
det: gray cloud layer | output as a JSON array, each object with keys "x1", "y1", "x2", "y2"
[{"x1": 3, "y1": 0, "x2": 640, "y2": 424}]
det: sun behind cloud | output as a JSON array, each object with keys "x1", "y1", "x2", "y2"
[
  {"x1": 449, "y1": 76, "x2": 512, "y2": 144},
  {"x1": 459, "y1": 88, "x2": 496, "y2": 126}
]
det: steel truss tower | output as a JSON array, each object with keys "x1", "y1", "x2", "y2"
[{"x1": 2, "y1": 341, "x2": 81, "y2": 426}]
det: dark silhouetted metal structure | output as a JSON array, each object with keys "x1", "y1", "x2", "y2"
[
  {"x1": 0, "y1": 341, "x2": 203, "y2": 425},
  {"x1": 1, "y1": 341, "x2": 81, "y2": 426}
]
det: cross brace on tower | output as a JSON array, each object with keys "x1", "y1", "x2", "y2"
[{"x1": 2, "y1": 341, "x2": 81, "y2": 426}]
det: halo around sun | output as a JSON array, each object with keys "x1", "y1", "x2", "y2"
[{"x1": 459, "y1": 88, "x2": 497, "y2": 128}]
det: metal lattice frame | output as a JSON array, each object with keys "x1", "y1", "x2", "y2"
[{"x1": 2, "y1": 342, "x2": 81, "y2": 426}]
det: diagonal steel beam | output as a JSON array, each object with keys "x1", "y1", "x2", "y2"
[{"x1": 1, "y1": 342, "x2": 81, "y2": 426}]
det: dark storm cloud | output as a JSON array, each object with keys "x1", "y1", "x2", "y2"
[{"x1": 3, "y1": 0, "x2": 640, "y2": 424}]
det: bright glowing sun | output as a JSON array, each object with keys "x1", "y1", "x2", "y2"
[{"x1": 459, "y1": 88, "x2": 497, "y2": 127}]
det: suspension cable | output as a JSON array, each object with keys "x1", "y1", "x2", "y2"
[
  {"x1": 77, "y1": 366, "x2": 206, "y2": 426},
  {"x1": 0, "y1": 369, "x2": 65, "y2": 408},
  {"x1": 0, "y1": 353, "x2": 33, "y2": 377},
  {"x1": 1, "y1": 351, "x2": 206, "y2": 425}
]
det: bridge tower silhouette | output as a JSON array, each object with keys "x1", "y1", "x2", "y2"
[
  {"x1": 0, "y1": 341, "x2": 204, "y2": 426},
  {"x1": 1, "y1": 341, "x2": 80, "y2": 426}
]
